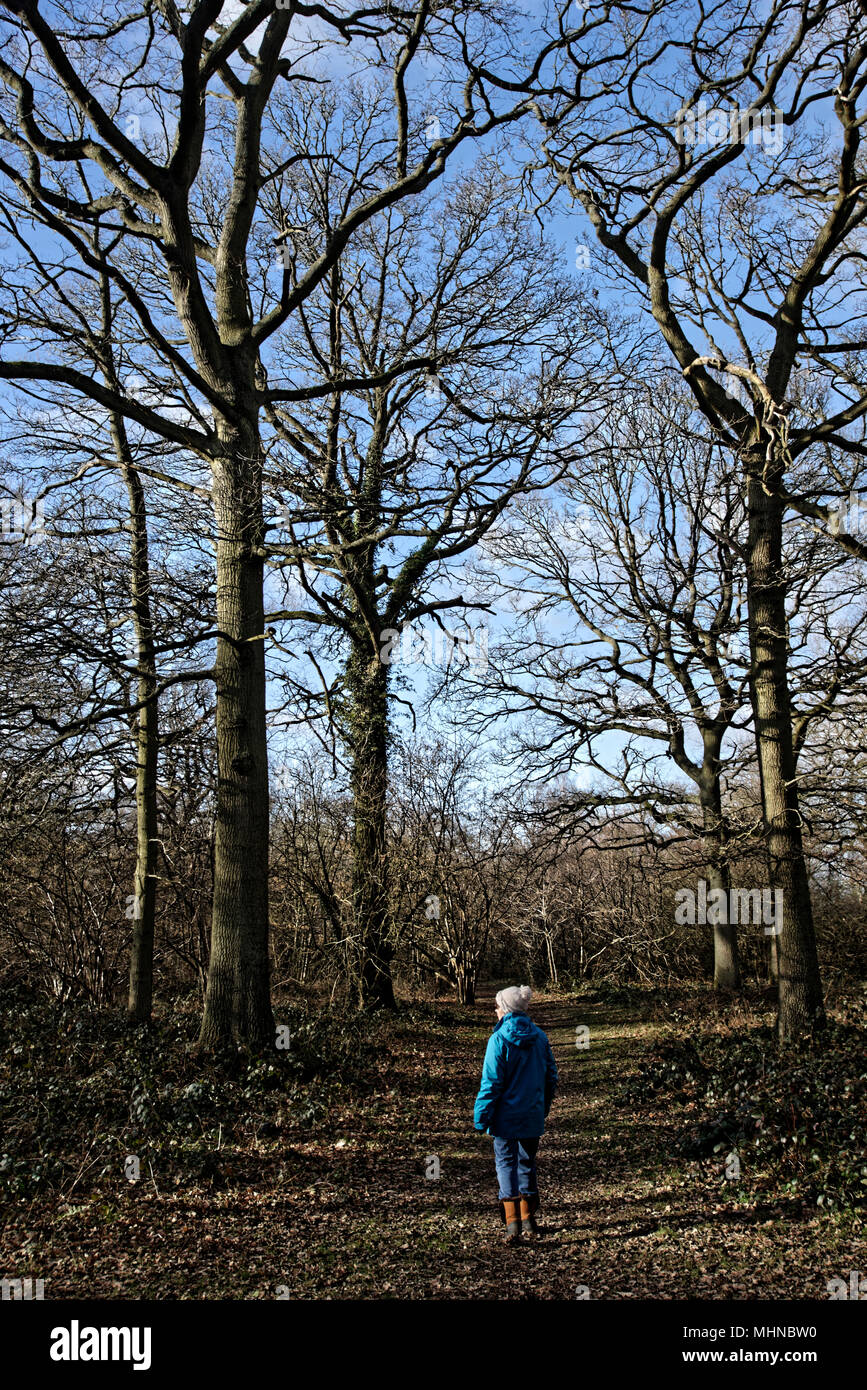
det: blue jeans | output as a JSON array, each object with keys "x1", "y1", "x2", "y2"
[{"x1": 493, "y1": 1136, "x2": 539, "y2": 1201}]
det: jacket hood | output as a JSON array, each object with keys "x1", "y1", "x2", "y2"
[{"x1": 499, "y1": 1012, "x2": 536, "y2": 1047}]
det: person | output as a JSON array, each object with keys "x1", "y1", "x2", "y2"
[{"x1": 473, "y1": 984, "x2": 559, "y2": 1243}]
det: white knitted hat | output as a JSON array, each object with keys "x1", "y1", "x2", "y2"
[{"x1": 496, "y1": 985, "x2": 532, "y2": 1014}]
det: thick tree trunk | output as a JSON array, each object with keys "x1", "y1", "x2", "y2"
[
  {"x1": 347, "y1": 642, "x2": 395, "y2": 1010},
  {"x1": 198, "y1": 421, "x2": 275, "y2": 1049},
  {"x1": 699, "y1": 770, "x2": 740, "y2": 991},
  {"x1": 744, "y1": 456, "x2": 825, "y2": 1040},
  {"x1": 124, "y1": 461, "x2": 159, "y2": 1024}
]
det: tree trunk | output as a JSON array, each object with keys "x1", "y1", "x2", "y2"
[
  {"x1": 744, "y1": 454, "x2": 825, "y2": 1039},
  {"x1": 545, "y1": 930, "x2": 559, "y2": 988},
  {"x1": 198, "y1": 422, "x2": 275, "y2": 1049},
  {"x1": 347, "y1": 641, "x2": 395, "y2": 1010},
  {"x1": 101, "y1": 289, "x2": 161, "y2": 1025},
  {"x1": 699, "y1": 769, "x2": 740, "y2": 991},
  {"x1": 768, "y1": 928, "x2": 780, "y2": 986},
  {"x1": 455, "y1": 959, "x2": 476, "y2": 1005},
  {"x1": 123, "y1": 460, "x2": 159, "y2": 1024}
]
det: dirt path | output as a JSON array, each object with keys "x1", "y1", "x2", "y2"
[
  {"x1": 252, "y1": 986, "x2": 857, "y2": 1300},
  {"x1": 14, "y1": 987, "x2": 860, "y2": 1298}
]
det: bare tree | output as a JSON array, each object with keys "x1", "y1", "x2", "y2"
[
  {"x1": 391, "y1": 737, "x2": 537, "y2": 1004},
  {"x1": 532, "y1": 0, "x2": 867, "y2": 1036},
  {"x1": 0, "y1": 0, "x2": 586, "y2": 1043},
  {"x1": 261, "y1": 150, "x2": 612, "y2": 1006},
  {"x1": 457, "y1": 371, "x2": 867, "y2": 993}
]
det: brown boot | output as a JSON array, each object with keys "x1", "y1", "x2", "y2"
[
  {"x1": 502, "y1": 1198, "x2": 522, "y2": 1243},
  {"x1": 520, "y1": 1197, "x2": 540, "y2": 1238}
]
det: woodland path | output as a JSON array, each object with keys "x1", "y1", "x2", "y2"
[{"x1": 14, "y1": 986, "x2": 856, "y2": 1299}]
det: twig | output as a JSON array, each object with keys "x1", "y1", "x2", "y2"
[{"x1": 147, "y1": 1159, "x2": 161, "y2": 1199}]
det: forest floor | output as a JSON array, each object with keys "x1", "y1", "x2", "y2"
[{"x1": 2, "y1": 981, "x2": 863, "y2": 1299}]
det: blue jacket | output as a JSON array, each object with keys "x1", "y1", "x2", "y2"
[{"x1": 474, "y1": 1013, "x2": 559, "y2": 1138}]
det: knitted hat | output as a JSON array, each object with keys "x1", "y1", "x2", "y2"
[{"x1": 496, "y1": 985, "x2": 532, "y2": 1014}]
